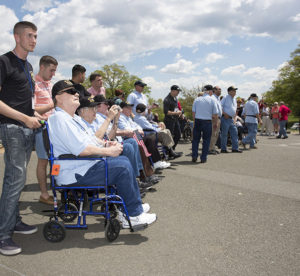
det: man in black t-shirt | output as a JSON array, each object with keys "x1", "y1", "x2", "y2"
[
  {"x1": 163, "y1": 85, "x2": 182, "y2": 151},
  {"x1": 70, "y1": 64, "x2": 91, "y2": 97},
  {"x1": 0, "y1": 21, "x2": 41, "y2": 256}
]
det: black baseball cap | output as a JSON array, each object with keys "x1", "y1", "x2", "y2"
[
  {"x1": 52, "y1": 80, "x2": 78, "y2": 99},
  {"x1": 78, "y1": 96, "x2": 98, "y2": 109},
  {"x1": 94, "y1": 94, "x2": 108, "y2": 104},
  {"x1": 250, "y1": 93, "x2": 258, "y2": 98},
  {"x1": 170, "y1": 85, "x2": 181, "y2": 91},
  {"x1": 203, "y1": 84, "x2": 213, "y2": 92},
  {"x1": 136, "y1": 103, "x2": 147, "y2": 113},
  {"x1": 134, "y1": 80, "x2": 147, "y2": 87},
  {"x1": 228, "y1": 86, "x2": 238, "y2": 92},
  {"x1": 120, "y1": 101, "x2": 134, "y2": 108}
]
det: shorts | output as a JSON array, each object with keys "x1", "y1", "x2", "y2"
[
  {"x1": 272, "y1": 118, "x2": 279, "y2": 125},
  {"x1": 35, "y1": 128, "x2": 48, "y2": 159}
]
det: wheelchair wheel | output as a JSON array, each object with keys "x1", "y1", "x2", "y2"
[
  {"x1": 43, "y1": 220, "x2": 66, "y2": 242},
  {"x1": 58, "y1": 203, "x2": 78, "y2": 222},
  {"x1": 105, "y1": 219, "x2": 120, "y2": 242},
  {"x1": 101, "y1": 203, "x2": 117, "y2": 219}
]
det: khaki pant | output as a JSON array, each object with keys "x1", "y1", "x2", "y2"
[
  {"x1": 149, "y1": 129, "x2": 175, "y2": 149},
  {"x1": 209, "y1": 118, "x2": 220, "y2": 151}
]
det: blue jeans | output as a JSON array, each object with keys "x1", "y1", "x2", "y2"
[
  {"x1": 192, "y1": 119, "x2": 212, "y2": 161},
  {"x1": 123, "y1": 138, "x2": 143, "y2": 177},
  {"x1": 278, "y1": 120, "x2": 287, "y2": 137},
  {"x1": 0, "y1": 124, "x2": 35, "y2": 240},
  {"x1": 221, "y1": 117, "x2": 239, "y2": 151},
  {"x1": 75, "y1": 156, "x2": 143, "y2": 217},
  {"x1": 242, "y1": 123, "x2": 257, "y2": 148}
]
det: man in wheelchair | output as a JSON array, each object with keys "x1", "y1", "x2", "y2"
[{"x1": 47, "y1": 80, "x2": 157, "y2": 228}]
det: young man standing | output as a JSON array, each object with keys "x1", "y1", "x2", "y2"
[
  {"x1": 70, "y1": 64, "x2": 90, "y2": 97},
  {"x1": 0, "y1": 21, "x2": 41, "y2": 256},
  {"x1": 87, "y1": 73, "x2": 106, "y2": 97},
  {"x1": 34, "y1": 55, "x2": 58, "y2": 205}
]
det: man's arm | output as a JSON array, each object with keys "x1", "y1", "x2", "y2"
[
  {"x1": 0, "y1": 100, "x2": 41, "y2": 128},
  {"x1": 35, "y1": 103, "x2": 54, "y2": 115},
  {"x1": 79, "y1": 143, "x2": 123, "y2": 157}
]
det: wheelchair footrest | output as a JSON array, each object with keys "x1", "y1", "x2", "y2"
[{"x1": 131, "y1": 223, "x2": 148, "y2": 232}]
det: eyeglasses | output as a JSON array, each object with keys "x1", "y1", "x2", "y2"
[{"x1": 58, "y1": 88, "x2": 79, "y2": 95}]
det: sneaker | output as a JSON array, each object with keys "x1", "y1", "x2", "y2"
[
  {"x1": 160, "y1": 161, "x2": 171, "y2": 168},
  {"x1": 153, "y1": 161, "x2": 170, "y2": 170},
  {"x1": 119, "y1": 212, "x2": 157, "y2": 229},
  {"x1": 138, "y1": 180, "x2": 154, "y2": 189},
  {"x1": 14, "y1": 222, "x2": 38, "y2": 235},
  {"x1": 142, "y1": 203, "x2": 150, "y2": 213},
  {"x1": 0, "y1": 238, "x2": 22, "y2": 256}
]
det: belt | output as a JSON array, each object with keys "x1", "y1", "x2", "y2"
[
  {"x1": 195, "y1": 118, "x2": 212, "y2": 122},
  {"x1": 246, "y1": 115, "x2": 257, "y2": 118},
  {"x1": 222, "y1": 115, "x2": 232, "y2": 119}
]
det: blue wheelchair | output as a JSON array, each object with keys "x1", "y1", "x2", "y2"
[{"x1": 41, "y1": 122, "x2": 147, "y2": 243}]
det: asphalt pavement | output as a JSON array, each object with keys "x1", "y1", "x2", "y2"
[{"x1": 0, "y1": 134, "x2": 299, "y2": 276}]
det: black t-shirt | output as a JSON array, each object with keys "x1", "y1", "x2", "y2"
[
  {"x1": 163, "y1": 93, "x2": 178, "y2": 120},
  {"x1": 69, "y1": 80, "x2": 91, "y2": 98},
  {"x1": 0, "y1": 51, "x2": 35, "y2": 125}
]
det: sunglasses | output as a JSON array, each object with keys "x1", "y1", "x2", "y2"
[{"x1": 58, "y1": 88, "x2": 79, "y2": 95}]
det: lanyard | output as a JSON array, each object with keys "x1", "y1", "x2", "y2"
[{"x1": 13, "y1": 51, "x2": 34, "y2": 97}]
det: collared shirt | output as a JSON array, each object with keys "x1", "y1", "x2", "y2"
[
  {"x1": 163, "y1": 93, "x2": 178, "y2": 120},
  {"x1": 279, "y1": 105, "x2": 291, "y2": 121},
  {"x1": 192, "y1": 93, "x2": 218, "y2": 120},
  {"x1": 212, "y1": 94, "x2": 222, "y2": 118},
  {"x1": 48, "y1": 108, "x2": 102, "y2": 185},
  {"x1": 34, "y1": 74, "x2": 54, "y2": 118},
  {"x1": 242, "y1": 99, "x2": 259, "y2": 124},
  {"x1": 221, "y1": 94, "x2": 237, "y2": 118},
  {"x1": 127, "y1": 90, "x2": 149, "y2": 115},
  {"x1": 133, "y1": 114, "x2": 160, "y2": 132},
  {"x1": 87, "y1": 86, "x2": 106, "y2": 97},
  {"x1": 118, "y1": 113, "x2": 142, "y2": 131}
]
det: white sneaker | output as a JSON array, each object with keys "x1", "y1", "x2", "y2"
[
  {"x1": 119, "y1": 212, "x2": 157, "y2": 229},
  {"x1": 160, "y1": 161, "x2": 171, "y2": 168},
  {"x1": 142, "y1": 203, "x2": 150, "y2": 213},
  {"x1": 153, "y1": 161, "x2": 164, "y2": 170}
]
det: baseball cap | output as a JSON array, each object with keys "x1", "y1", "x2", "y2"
[
  {"x1": 250, "y1": 93, "x2": 258, "y2": 98},
  {"x1": 203, "y1": 84, "x2": 213, "y2": 92},
  {"x1": 52, "y1": 80, "x2": 78, "y2": 99},
  {"x1": 120, "y1": 101, "x2": 134, "y2": 109},
  {"x1": 134, "y1": 80, "x2": 147, "y2": 87},
  {"x1": 78, "y1": 96, "x2": 98, "y2": 109},
  {"x1": 94, "y1": 94, "x2": 108, "y2": 104},
  {"x1": 227, "y1": 86, "x2": 238, "y2": 92},
  {"x1": 170, "y1": 85, "x2": 181, "y2": 91},
  {"x1": 136, "y1": 103, "x2": 147, "y2": 113}
]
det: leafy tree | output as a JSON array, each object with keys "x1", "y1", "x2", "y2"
[
  {"x1": 263, "y1": 44, "x2": 300, "y2": 116},
  {"x1": 83, "y1": 63, "x2": 151, "y2": 99}
]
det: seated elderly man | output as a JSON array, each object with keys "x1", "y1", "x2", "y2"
[
  {"x1": 47, "y1": 80, "x2": 157, "y2": 228},
  {"x1": 134, "y1": 103, "x2": 182, "y2": 159},
  {"x1": 118, "y1": 102, "x2": 171, "y2": 170},
  {"x1": 92, "y1": 95, "x2": 159, "y2": 187}
]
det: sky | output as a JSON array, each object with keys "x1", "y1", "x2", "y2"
[{"x1": 0, "y1": 0, "x2": 299, "y2": 100}]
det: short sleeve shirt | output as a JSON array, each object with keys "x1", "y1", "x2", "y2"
[
  {"x1": 192, "y1": 94, "x2": 218, "y2": 120},
  {"x1": 221, "y1": 94, "x2": 237, "y2": 118},
  {"x1": 127, "y1": 91, "x2": 148, "y2": 116},
  {"x1": 0, "y1": 51, "x2": 35, "y2": 125},
  {"x1": 163, "y1": 93, "x2": 178, "y2": 120},
  {"x1": 118, "y1": 113, "x2": 142, "y2": 131},
  {"x1": 242, "y1": 99, "x2": 259, "y2": 124}
]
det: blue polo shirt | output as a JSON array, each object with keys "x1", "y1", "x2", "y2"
[
  {"x1": 118, "y1": 113, "x2": 143, "y2": 131},
  {"x1": 48, "y1": 108, "x2": 102, "y2": 185},
  {"x1": 134, "y1": 114, "x2": 160, "y2": 132},
  {"x1": 127, "y1": 90, "x2": 149, "y2": 116},
  {"x1": 242, "y1": 99, "x2": 259, "y2": 124},
  {"x1": 192, "y1": 93, "x2": 218, "y2": 120},
  {"x1": 221, "y1": 94, "x2": 237, "y2": 118}
]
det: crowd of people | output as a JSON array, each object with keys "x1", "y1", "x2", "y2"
[{"x1": 0, "y1": 21, "x2": 292, "y2": 256}]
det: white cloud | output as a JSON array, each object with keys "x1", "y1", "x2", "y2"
[
  {"x1": 221, "y1": 64, "x2": 246, "y2": 75},
  {"x1": 205, "y1": 52, "x2": 224, "y2": 63},
  {"x1": 202, "y1": 67, "x2": 211, "y2": 74},
  {"x1": 22, "y1": 0, "x2": 54, "y2": 12},
  {"x1": 145, "y1": 65, "x2": 157, "y2": 70},
  {"x1": 244, "y1": 47, "x2": 251, "y2": 52},
  {"x1": 160, "y1": 59, "x2": 198, "y2": 75},
  {"x1": 243, "y1": 66, "x2": 277, "y2": 80},
  {"x1": 291, "y1": 13, "x2": 300, "y2": 22}
]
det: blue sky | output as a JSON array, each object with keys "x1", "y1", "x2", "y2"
[{"x1": 0, "y1": 0, "x2": 299, "y2": 99}]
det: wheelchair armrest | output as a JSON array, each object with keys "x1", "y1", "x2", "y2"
[{"x1": 58, "y1": 154, "x2": 103, "y2": 159}]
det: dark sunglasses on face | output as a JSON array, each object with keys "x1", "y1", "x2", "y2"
[{"x1": 58, "y1": 88, "x2": 79, "y2": 95}]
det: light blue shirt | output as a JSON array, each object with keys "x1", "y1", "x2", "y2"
[
  {"x1": 127, "y1": 90, "x2": 149, "y2": 116},
  {"x1": 242, "y1": 99, "x2": 259, "y2": 124},
  {"x1": 48, "y1": 108, "x2": 102, "y2": 185},
  {"x1": 192, "y1": 94, "x2": 218, "y2": 120},
  {"x1": 133, "y1": 114, "x2": 160, "y2": 132},
  {"x1": 118, "y1": 113, "x2": 143, "y2": 131},
  {"x1": 212, "y1": 94, "x2": 222, "y2": 118},
  {"x1": 221, "y1": 94, "x2": 237, "y2": 118}
]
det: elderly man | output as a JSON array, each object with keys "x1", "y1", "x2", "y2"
[
  {"x1": 208, "y1": 86, "x2": 222, "y2": 155},
  {"x1": 163, "y1": 85, "x2": 182, "y2": 151},
  {"x1": 241, "y1": 93, "x2": 261, "y2": 149},
  {"x1": 87, "y1": 73, "x2": 106, "y2": 97},
  {"x1": 118, "y1": 102, "x2": 171, "y2": 170},
  {"x1": 0, "y1": 21, "x2": 41, "y2": 256},
  {"x1": 48, "y1": 80, "x2": 156, "y2": 229},
  {"x1": 34, "y1": 55, "x2": 58, "y2": 205},
  {"x1": 191, "y1": 85, "x2": 218, "y2": 163},
  {"x1": 220, "y1": 86, "x2": 242, "y2": 153},
  {"x1": 134, "y1": 103, "x2": 181, "y2": 159}
]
